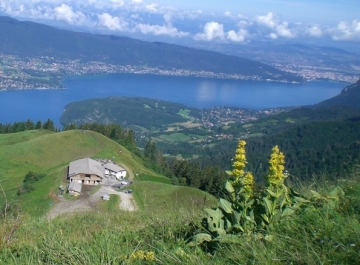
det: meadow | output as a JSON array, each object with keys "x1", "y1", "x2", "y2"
[
  {"x1": 0, "y1": 129, "x2": 360, "y2": 264},
  {"x1": 1, "y1": 173, "x2": 359, "y2": 264}
]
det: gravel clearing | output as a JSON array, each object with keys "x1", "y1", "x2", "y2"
[{"x1": 46, "y1": 176, "x2": 137, "y2": 220}]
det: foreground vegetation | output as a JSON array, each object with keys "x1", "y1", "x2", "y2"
[
  {"x1": 1, "y1": 137, "x2": 360, "y2": 264},
  {"x1": 1, "y1": 171, "x2": 359, "y2": 264}
]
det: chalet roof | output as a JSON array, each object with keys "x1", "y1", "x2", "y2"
[
  {"x1": 68, "y1": 182, "x2": 82, "y2": 193},
  {"x1": 69, "y1": 158, "x2": 104, "y2": 178},
  {"x1": 104, "y1": 163, "x2": 125, "y2": 172}
]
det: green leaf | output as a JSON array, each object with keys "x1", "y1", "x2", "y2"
[
  {"x1": 204, "y1": 208, "x2": 224, "y2": 219},
  {"x1": 266, "y1": 189, "x2": 278, "y2": 197},
  {"x1": 219, "y1": 198, "x2": 233, "y2": 214},
  {"x1": 329, "y1": 186, "x2": 344, "y2": 198},
  {"x1": 261, "y1": 213, "x2": 269, "y2": 223},
  {"x1": 188, "y1": 233, "x2": 212, "y2": 246},
  {"x1": 264, "y1": 235, "x2": 274, "y2": 242},
  {"x1": 215, "y1": 227, "x2": 226, "y2": 236},
  {"x1": 225, "y1": 218, "x2": 232, "y2": 231},
  {"x1": 225, "y1": 170, "x2": 233, "y2": 176},
  {"x1": 245, "y1": 216, "x2": 257, "y2": 225},
  {"x1": 263, "y1": 197, "x2": 274, "y2": 214},
  {"x1": 282, "y1": 207, "x2": 295, "y2": 217},
  {"x1": 225, "y1": 181, "x2": 235, "y2": 194},
  {"x1": 280, "y1": 198, "x2": 288, "y2": 209},
  {"x1": 310, "y1": 190, "x2": 322, "y2": 199},
  {"x1": 214, "y1": 234, "x2": 242, "y2": 244},
  {"x1": 247, "y1": 199, "x2": 255, "y2": 207},
  {"x1": 233, "y1": 224, "x2": 244, "y2": 232},
  {"x1": 204, "y1": 208, "x2": 224, "y2": 232},
  {"x1": 295, "y1": 197, "x2": 309, "y2": 203}
]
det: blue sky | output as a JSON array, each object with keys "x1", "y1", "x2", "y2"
[
  {"x1": 155, "y1": 0, "x2": 359, "y2": 23},
  {"x1": 0, "y1": 0, "x2": 359, "y2": 44}
]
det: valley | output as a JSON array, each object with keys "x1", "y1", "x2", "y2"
[{"x1": 0, "y1": 2, "x2": 359, "y2": 262}]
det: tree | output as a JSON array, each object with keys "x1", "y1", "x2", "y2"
[
  {"x1": 25, "y1": 119, "x2": 35, "y2": 130},
  {"x1": 35, "y1": 120, "x2": 42, "y2": 129},
  {"x1": 144, "y1": 140, "x2": 157, "y2": 161},
  {"x1": 43, "y1": 119, "x2": 55, "y2": 131}
]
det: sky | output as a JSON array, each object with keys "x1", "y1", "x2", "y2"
[{"x1": 0, "y1": 0, "x2": 359, "y2": 45}]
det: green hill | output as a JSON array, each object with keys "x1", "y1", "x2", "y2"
[
  {"x1": 60, "y1": 97, "x2": 201, "y2": 132},
  {"x1": 0, "y1": 129, "x2": 359, "y2": 264},
  {"x1": 0, "y1": 129, "x2": 173, "y2": 216},
  {"x1": 315, "y1": 79, "x2": 360, "y2": 109}
]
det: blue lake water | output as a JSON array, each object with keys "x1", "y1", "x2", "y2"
[{"x1": 0, "y1": 74, "x2": 347, "y2": 126}]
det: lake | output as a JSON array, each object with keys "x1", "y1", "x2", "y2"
[{"x1": 0, "y1": 74, "x2": 347, "y2": 126}]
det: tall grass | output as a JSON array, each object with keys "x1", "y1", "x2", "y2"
[{"x1": 1, "y1": 173, "x2": 360, "y2": 264}]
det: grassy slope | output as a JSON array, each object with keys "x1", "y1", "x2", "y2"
[
  {"x1": 132, "y1": 181, "x2": 216, "y2": 213},
  {"x1": 1, "y1": 174, "x2": 359, "y2": 264},
  {"x1": 0, "y1": 130, "x2": 359, "y2": 264},
  {"x1": 0, "y1": 129, "x2": 167, "y2": 215}
]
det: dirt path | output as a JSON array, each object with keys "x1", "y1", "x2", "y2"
[{"x1": 46, "y1": 177, "x2": 137, "y2": 220}]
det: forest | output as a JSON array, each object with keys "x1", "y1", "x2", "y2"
[{"x1": 3, "y1": 104, "x2": 360, "y2": 199}]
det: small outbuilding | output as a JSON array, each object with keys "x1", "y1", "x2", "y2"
[
  {"x1": 104, "y1": 163, "x2": 127, "y2": 180},
  {"x1": 68, "y1": 182, "x2": 82, "y2": 196}
]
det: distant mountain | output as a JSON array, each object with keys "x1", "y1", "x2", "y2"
[
  {"x1": 192, "y1": 41, "x2": 359, "y2": 83},
  {"x1": 0, "y1": 16, "x2": 302, "y2": 83},
  {"x1": 315, "y1": 80, "x2": 360, "y2": 109}
]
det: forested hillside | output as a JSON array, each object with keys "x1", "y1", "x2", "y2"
[
  {"x1": 315, "y1": 79, "x2": 360, "y2": 109},
  {"x1": 57, "y1": 81, "x2": 360, "y2": 187},
  {"x1": 0, "y1": 16, "x2": 302, "y2": 83},
  {"x1": 61, "y1": 97, "x2": 201, "y2": 130}
]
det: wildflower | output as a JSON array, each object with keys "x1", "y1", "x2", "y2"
[
  {"x1": 130, "y1": 250, "x2": 155, "y2": 261},
  {"x1": 232, "y1": 140, "x2": 247, "y2": 179},
  {"x1": 242, "y1": 172, "x2": 255, "y2": 193},
  {"x1": 266, "y1": 145, "x2": 286, "y2": 187},
  {"x1": 230, "y1": 140, "x2": 254, "y2": 196},
  {"x1": 144, "y1": 251, "x2": 155, "y2": 261}
]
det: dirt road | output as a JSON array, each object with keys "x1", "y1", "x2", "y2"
[{"x1": 46, "y1": 177, "x2": 137, "y2": 220}]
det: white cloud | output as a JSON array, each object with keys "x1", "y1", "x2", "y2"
[
  {"x1": 255, "y1": 12, "x2": 295, "y2": 38},
  {"x1": 194, "y1": 21, "x2": 225, "y2": 41},
  {"x1": 145, "y1": 3, "x2": 158, "y2": 13},
  {"x1": 255, "y1": 12, "x2": 277, "y2": 28},
  {"x1": 180, "y1": 9, "x2": 203, "y2": 20},
  {"x1": 269, "y1": 32, "x2": 278, "y2": 39},
  {"x1": 329, "y1": 20, "x2": 360, "y2": 41},
  {"x1": 0, "y1": 1, "x2": 359, "y2": 43},
  {"x1": 275, "y1": 21, "x2": 294, "y2": 38},
  {"x1": 54, "y1": 4, "x2": 88, "y2": 25},
  {"x1": 227, "y1": 29, "x2": 248, "y2": 42},
  {"x1": 97, "y1": 13, "x2": 128, "y2": 31},
  {"x1": 136, "y1": 23, "x2": 189, "y2": 37},
  {"x1": 306, "y1": 25, "x2": 323, "y2": 37},
  {"x1": 110, "y1": 0, "x2": 125, "y2": 9}
]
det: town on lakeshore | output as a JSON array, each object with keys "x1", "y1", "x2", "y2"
[{"x1": 0, "y1": 53, "x2": 357, "y2": 91}]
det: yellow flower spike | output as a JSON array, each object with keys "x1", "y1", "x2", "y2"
[
  {"x1": 267, "y1": 145, "x2": 286, "y2": 187},
  {"x1": 145, "y1": 251, "x2": 155, "y2": 261},
  {"x1": 230, "y1": 140, "x2": 254, "y2": 196},
  {"x1": 130, "y1": 250, "x2": 155, "y2": 261},
  {"x1": 242, "y1": 172, "x2": 254, "y2": 192}
]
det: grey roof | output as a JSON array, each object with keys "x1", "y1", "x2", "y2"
[
  {"x1": 68, "y1": 182, "x2": 82, "y2": 193},
  {"x1": 104, "y1": 163, "x2": 125, "y2": 172},
  {"x1": 69, "y1": 158, "x2": 104, "y2": 178}
]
